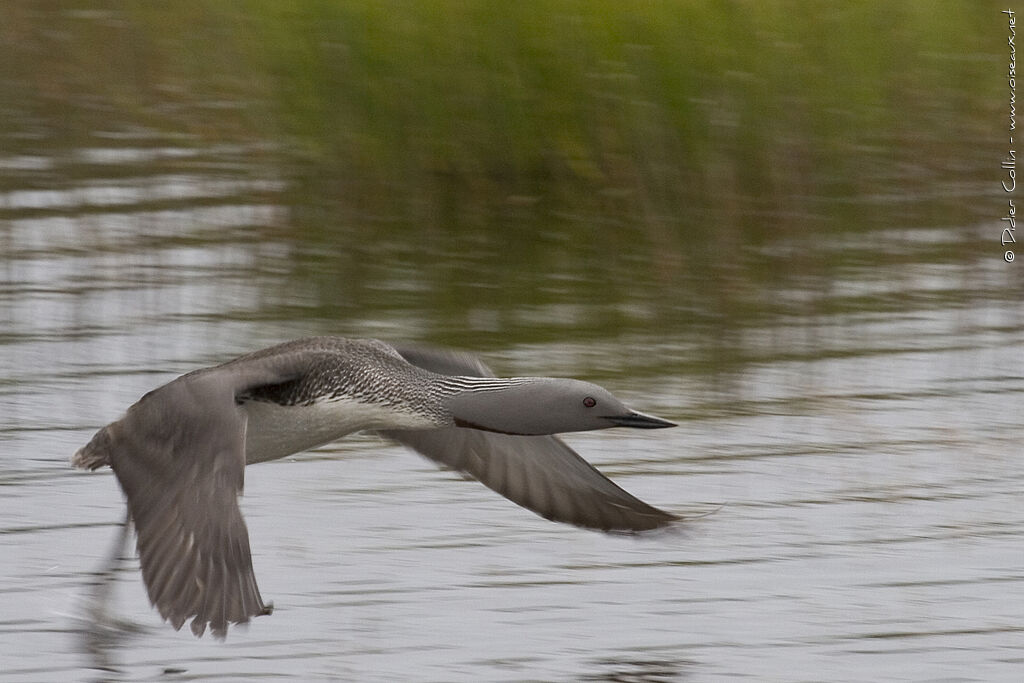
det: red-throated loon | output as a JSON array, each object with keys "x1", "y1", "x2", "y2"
[{"x1": 74, "y1": 337, "x2": 677, "y2": 638}]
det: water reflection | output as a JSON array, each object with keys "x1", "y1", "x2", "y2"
[
  {"x1": 2, "y1": 178, "x2": 1021, "y2": 681},
  {"x1": 580, "y1": 656, "x2": 694, "y2": 682},
  {"x1": 2, "y1": 3, "x2": 1023, "y2": 682}
]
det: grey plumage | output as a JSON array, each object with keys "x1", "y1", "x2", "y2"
[
  {"x1": 382, "y1": 344, "x2": 676, "y2": 532},
  {"x1": 74, "y1": 336, "x2": 677, "y2": 638}
]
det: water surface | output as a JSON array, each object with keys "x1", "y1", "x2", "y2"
[{"x1": 1, "y1": 4, "x2": 1022, "y2": 682}]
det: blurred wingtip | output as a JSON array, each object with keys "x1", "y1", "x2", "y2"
[{"x1": 606, "y1": 503, "x2": 723, "y2": 540}]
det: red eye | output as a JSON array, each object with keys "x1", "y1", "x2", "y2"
[{"x1": 583, "y1": 397, "x2": 596, "y2": 408}]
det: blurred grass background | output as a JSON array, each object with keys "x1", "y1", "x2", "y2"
[{"x1": 0, "y1": 1, "x2": 1009, "y2": 355}]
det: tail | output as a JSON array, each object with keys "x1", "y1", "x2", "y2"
[{"x1": 73, "y1": 426, "x2": 114, "y2": 470}]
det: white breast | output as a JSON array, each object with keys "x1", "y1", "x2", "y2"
[{"x1": 241, "y1": 397, "x2": 438, "y2": 464}]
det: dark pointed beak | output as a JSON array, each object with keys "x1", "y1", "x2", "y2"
[{"x1": 605, "y1": 410, "x2": 676, "y2": 429}]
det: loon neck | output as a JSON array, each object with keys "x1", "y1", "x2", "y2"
[{"x1": 433, "y1": 375, "x2": 539, "y2": 397}]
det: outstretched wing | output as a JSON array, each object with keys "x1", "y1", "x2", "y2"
[
  {"x1": 381, "y1": 345, "x2": 678, "y2": 533},
  {"x1": 77, "y1": 353, "x2": 310, "y2": 637}
]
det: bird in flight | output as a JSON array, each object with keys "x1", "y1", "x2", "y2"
[{"x1": 74, "y1": 337, "x2": 678, "y2": 638}]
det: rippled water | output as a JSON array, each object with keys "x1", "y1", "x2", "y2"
[
  {"x1": 2, "y1": 5, "x2": 1023, "y2": 680},
  {"x1": 2, "y1": 152, "x2": 1021, "y2": 681}
]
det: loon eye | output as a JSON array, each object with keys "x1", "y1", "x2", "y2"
[{"x1": 582, "y1": 396, "x2": 596, "y2": 408}]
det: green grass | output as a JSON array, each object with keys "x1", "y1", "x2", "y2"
[{"x1": 0, "y1": 1, "x2": 1006, "y2": 353}]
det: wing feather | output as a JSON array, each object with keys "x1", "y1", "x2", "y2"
[
  {"x1": 382, "y1": 345, "x2": 677, "y2": 534},
  {"x1": 75, "y1": 351, "x2": 310, "y2": 637}
]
